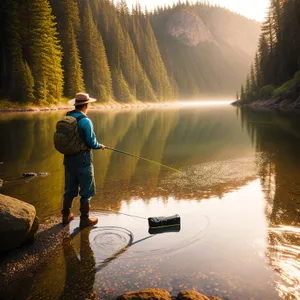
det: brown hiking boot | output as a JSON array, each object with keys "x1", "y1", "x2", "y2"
[
  {"x1": 61, "y1": 196, "x2": 75, "y2": 225},
  {"x1": 62, "y1": 213, "x2": 75, "y2": 225},
  {"x1": 79, "y1": 202, "x2": 98, "y2": 229},
  {"x1": 79, "y1": 216, "x2": 98, "y2": 228}
]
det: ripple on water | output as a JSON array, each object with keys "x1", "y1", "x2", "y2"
[
  {"x1": 267, "y1": 226, "x2": 300, "y2": 299},
  {"x1": 69, "y1": 212, "x2": 210, "y2": 270},
  {"x1": 90, "y1": 226, "x2": 134, "y2": 263}
]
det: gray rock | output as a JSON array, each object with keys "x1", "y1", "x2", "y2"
[
  {"x1": 166, "y1": 9, "x2": 215, "y2": 47},
  {"x1": 0, "y1": 194, "x2": 38, "y2": 252}
]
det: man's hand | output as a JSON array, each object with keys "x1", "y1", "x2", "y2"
[{"x1": 100, "y1": 145, "x2": 106, "y2": 150}]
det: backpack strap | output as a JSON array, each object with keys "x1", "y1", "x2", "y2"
[
  {"x1": 66, "y1": 111, "x2": 88, "y2": 122},
  {"x1": 76, "y1": 115, "x2": 87, "y2": 122}
]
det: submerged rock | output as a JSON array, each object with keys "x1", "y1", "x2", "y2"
[
  {"x1": 117, "y1": 288, "x2": 171, "y2": 300},
  {"x1": 0, "y1": 194, "x2": 39, "y2": 253}
]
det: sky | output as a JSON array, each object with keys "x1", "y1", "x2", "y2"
[{"x1": 125, "y1": 0, "x2": 270, "y2": 21}]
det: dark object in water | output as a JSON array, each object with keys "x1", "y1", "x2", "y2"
[
  {"x1": 149, "y1": 224, "x2": 180, "y2": 235},
  {"x1": 23, "y1": 172, "x2": 37, "y2": 177},
  {"x1": 148, "y1": 214, "x2": 181, "y2": 228}
]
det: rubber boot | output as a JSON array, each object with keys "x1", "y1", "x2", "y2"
[
  {"x1": 80, "y1": 202, "x2": 98, "y2": 229},
  {"x1": 62, "y1": 196, "x2": 75, "y2": 225}
]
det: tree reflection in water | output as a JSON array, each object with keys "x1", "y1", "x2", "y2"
[{"x1": 239, "y1": 108, "x2": 300, "y2": 299}]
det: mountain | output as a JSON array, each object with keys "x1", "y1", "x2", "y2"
[{"x1": 151, "y1": 4, "x2": 261, "y2": 97}]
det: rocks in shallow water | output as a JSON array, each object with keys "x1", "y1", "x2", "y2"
[
  {"x1": 0, "y1": 194, "x2": 38, "y2": 252},
  {"x1": 22, "y1": 172, "x2": 50, "y2": 178},
  {"x1": 23, "y1": 172, "x2": 37, "y2": 177},
  {"x1": 176, "y1": 290, "x2": 221, "y2": 300},
  {"x1": 37, "y1": 172, "x2": 50, "y2": 177},
  {"x1": 117, "y1": 288, "x2": 171, "y2": 300},
  {"x1": 116, "y1": 289, "x2": 221, "y2": 300}
]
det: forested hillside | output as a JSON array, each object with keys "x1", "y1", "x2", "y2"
[
  {"x1": 240, "y1": 0, "x2": 300, "y2": 104},
  {"x1": 0, "y1": 0, "x2": 260, "y2": 105}
]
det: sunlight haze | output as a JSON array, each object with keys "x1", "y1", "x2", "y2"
[{"x1": 126, "y1": 0, "x2": 269, "y2": 21}]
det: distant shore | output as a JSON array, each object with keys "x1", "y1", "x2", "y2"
[{"x1": 0, "y1": 101, "x2": 179, "y2": 113}]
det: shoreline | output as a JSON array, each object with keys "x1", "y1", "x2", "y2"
[
  {"x1": 231, "y1": 94, "x2": 300, "y2": 111},
  {"x1": 0, "y1": 101, "x2": 179, "y2": 113}
]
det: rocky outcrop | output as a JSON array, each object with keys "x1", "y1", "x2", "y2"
[
  {"x1": 0, "y1": 194, "x2": 39, "y2": 252},
  {"x1": 117, "y1": 289, "x2": 222, "y2": 300},
  {"x1": 165, "y1": 9, "x2": 215, "y2": 47}
]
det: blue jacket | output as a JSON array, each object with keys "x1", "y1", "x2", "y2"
[{"x1": 63, "y1": 110, "x2": 102, "y2": 168}]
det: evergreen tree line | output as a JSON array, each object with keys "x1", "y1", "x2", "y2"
[
  {"x1": 0, "y1": 0, "x2": 176, "y2": 104},
  {"x1": 0, "y1": 0, "x2": 260, "y2": 104},
  {"x1": 240, "y1": 0, "x2": 300, "y2": 102}
]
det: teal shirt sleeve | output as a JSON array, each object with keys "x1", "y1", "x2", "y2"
[{"x1": 79, "y1": 118, "x2": 102, "y2": 149}]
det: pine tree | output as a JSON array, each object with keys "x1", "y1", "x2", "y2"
[
  {"x1": 52, "y1": 0, "x2": 85, "y2": 97},
  {"x1": 8, "y1": 0, "x2": 35, "y2": 102},
  {"x1": 26, "y1": 0, "x2": 64, "y2": 103},
  {"x1": 80, "y1": 1, "x2": 112, "y2": 101},
  {"x1": 67, "y1": 25, "x2": 85, "y2": 97},
  {"x1": 112, "y1": 67, "x2": 134, "y2": 102},
  {"x1": 240, "y1": 85, "x2": 245, "y2": 101}
]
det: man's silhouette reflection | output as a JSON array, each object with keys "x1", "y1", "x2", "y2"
[{"x1": 59, "y1": 228, "x2": 96, "y2": 300}]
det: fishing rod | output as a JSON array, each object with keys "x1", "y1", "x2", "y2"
[{"x1": 105, "y1": 146, "x2": 181, "y2": 173}]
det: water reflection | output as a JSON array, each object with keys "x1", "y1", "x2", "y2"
[
  {"x1": 239, "y1": 108, "x2": 300, "y2": 299},
  {"x1": 60, "y1": 228, "x2": 96, "y2": 300},
  {"x1": 0, "y1": 107, "x2": 252, "y2": 219},
  {"x1": 4, "y1": 106, "x2": 299, "y2": 299}
]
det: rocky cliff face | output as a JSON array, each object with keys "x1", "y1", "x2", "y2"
[{"x1": 165, "y1": 9, "x2": 215, "y2": 47}]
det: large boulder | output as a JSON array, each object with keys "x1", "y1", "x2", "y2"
[
  {"x1": 176, "y1": 290, "x2": 222, "y2": 300},
  {"x1": 116, "y1": 288, "x2": 171, "y2": 300},
  {"x1": 0, "y1": 194, "x2": 39, "y2": 253}
]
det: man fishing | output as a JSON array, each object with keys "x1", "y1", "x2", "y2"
[{"x1": 55, "y1": 92, "x2": 105, "y2": 228}]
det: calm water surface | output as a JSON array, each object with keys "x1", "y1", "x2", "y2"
[{"x1": 0, "y1": 103, "x2": 299, "y2": 300}]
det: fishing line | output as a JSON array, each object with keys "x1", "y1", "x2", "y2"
[
  {"x1": 101, "y1": 208, "x2": 148, "y2": 220},
  {"x1": 105, "y1": 146, "x2": 181, "y2": 173}
]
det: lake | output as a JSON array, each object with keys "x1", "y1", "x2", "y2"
[{"x1": 0, "y1": 103, "x2": 299, "y2": 300}]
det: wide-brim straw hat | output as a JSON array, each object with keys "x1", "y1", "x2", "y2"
[{"x1": 68, "y1": 93, "x2": 97, "y2": 106}]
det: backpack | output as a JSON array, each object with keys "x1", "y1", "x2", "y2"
[{"x1": 54, "y1": 112, "x2": 90, "y2": 155}]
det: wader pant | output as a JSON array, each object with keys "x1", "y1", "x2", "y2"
[{"x1": 62, "y1": 151, "x2": 95, "y2": 214}]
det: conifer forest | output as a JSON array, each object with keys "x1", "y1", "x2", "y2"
[
  {"x1": 240, "y1": 0, "x2": 300, "y2": 103},
  {"x1": 0, "y1": 0, "x2": 260, "y2": 104}
]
